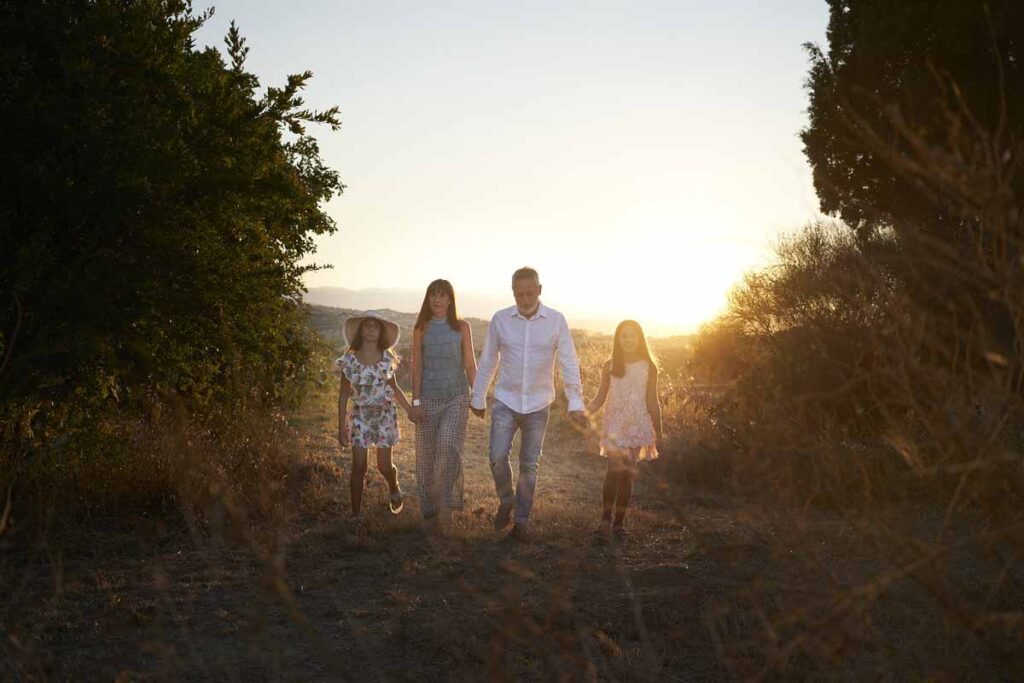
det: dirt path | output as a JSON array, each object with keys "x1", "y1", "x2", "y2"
[
  {"x1": 268, "y1": 411, "x2": 708, "y2": 681},
  {"x1": 5, "y1": 409, "x2": 1012, "y2": 680}
]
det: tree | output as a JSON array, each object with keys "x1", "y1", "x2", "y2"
[
  {"x1": 0, "y1": 0, "x2": 343, "y2": 416},
  {"x1": 802, "y1": 0, "x2": 1023, "y2": 240},
  {"x1": 802, "y1": 0, "x2": 1024, "y2": 366}
]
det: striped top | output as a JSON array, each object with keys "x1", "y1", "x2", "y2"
[{"x1": 421, "y1": 318, "x2": 469, "y2": 399}]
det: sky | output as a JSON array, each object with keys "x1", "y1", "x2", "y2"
[{"x1": 194, "y1": 1, "x2": 830, "y2": 336}]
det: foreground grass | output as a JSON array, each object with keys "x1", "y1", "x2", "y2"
[{"x1": 2, "y1": 389, "x2": 1018, "y2": 680}]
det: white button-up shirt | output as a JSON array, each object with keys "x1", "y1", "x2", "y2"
[{"x1": 471, "y1": 303, "x2": 585, "y2": 414}]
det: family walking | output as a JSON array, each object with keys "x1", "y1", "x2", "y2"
[{"x1": 335, "y1": 267, "x2": 664, "y2": 541}]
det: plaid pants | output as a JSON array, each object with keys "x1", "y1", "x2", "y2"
[{"x1": 415, "y1": 393, "x2": 469, "y2": 517}]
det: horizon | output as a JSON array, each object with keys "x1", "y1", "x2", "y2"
[
  {"x1": 195, "y1": 1, "x2": 830, "y2": 337},
  {"x1": 303, "y1": 285, "x2": 696, "y2": 337}
]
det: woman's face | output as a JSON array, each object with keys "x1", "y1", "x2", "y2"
[
  {"x1": 360, "y1": 319, "x2": 381, "y2": 346},
  {"x1": 618, "y1": 325, "x2": 641, "y2": 355},
  {"x1": 429, "y1": 289, "x2": 451, "y2": 318}
]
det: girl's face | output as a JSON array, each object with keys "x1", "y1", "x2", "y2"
[
  {"x1": 429, "y1": 290, "x2": 451, "y2": 318},
  {"x1": 360, "y1": 319, "x2": 381, "y2": 346},
  {"x1": 618, "y1": 325, "x2": 642, "y2": 355}
]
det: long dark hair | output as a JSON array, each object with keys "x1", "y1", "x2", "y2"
[
  {"x1": 610, "y1": 320, "x2": 657, "y2": 378},
  {"x1": 349, "y1": 319, "x2": 394, "y2": 355},
  {"x1": 415, "y1": 279, "x2": 460, "y2": 332}
]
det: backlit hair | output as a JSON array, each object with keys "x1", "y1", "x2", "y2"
[
  {"x1": 511, "y1": 267, "x2": 540, "y2": 285},
  {"x1": 415, "y1": 279, "x2": 460, "y2": 332},
  {"x1": 349, "y1": 318, "x2": 394, "y2": 355},
  {"x1": 610, "y1": 320, "x2": 657, "y2": 378}
]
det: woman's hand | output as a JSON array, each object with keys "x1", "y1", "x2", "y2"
[
  {"x1": 338, "y1": 421, "x2": 351, "y2": 448},
  {"x1": 408, "y1": 405, "x2": 424, "y2": 423}
]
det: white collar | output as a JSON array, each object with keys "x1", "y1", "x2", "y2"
[{"x1": 511, "y1": 302, "x2": 548, "y2": 320}]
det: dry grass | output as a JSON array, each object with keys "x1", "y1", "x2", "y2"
[{"x1": 3, "y1": 364, "x2": 1019, "y2": 680}]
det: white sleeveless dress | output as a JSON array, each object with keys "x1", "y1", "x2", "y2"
[{"x1": 600, "y1": 360, "x2": 659, "y2": 461}]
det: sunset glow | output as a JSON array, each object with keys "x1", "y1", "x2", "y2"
[{"x1": 195, "y1": 1, "x2": 828, "y2": 335}]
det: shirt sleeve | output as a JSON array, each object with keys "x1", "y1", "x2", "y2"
[
  {"x1": 471, "y1": 314, "x2": 501, "y2": 410},
  {"x1": 332, "y1": 356, "x2": 348, "y2": 380},
  {"x1": 556, "y1": 314, "x2": 585, "y2": 412}
]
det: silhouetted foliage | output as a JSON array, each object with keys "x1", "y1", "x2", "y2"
[
  {"x1": 802, "y1": 0, "x2": 1023, "y2": 240},
  {"x1": 802, "y1": 0, "x2": 1024, "y2": 360},
  {"x1": 684, "y1": 0, "x2": 1024, "y2": 511},
  {"x1": 685, "y1": 48, "x2": 1024, "y2": 662},
  {"x1": 0, "y1": 0, "x2": 342, "y2": 511}
]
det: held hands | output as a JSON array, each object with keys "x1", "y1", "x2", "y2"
[
  {"x1": 407, "y1": 405, "x2": 424, "y2": 423},
  {"x1": 568, "y1": 410, "x2": 589, "y2": 429},
  {"x1": 471, "y1": 406, "x2": 486, "y2": 419}
]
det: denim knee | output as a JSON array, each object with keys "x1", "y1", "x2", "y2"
[{"x1": 519, "y1": 459, "x2": 539, "y2": 476}]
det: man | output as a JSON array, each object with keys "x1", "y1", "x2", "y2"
[{"x1": 471, "y1": 267, "x2": 587, "y2": 539}]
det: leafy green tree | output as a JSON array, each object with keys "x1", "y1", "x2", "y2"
[{"x1": 0, "y1": 0, "x2": 343, "y2": 417}]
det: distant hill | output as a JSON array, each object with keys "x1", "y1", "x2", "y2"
[
  {"x1": 302, "y1": 286, "x2": 623, "y2": 335},
  {"x1": 306, "y1": 304, "x2": 689, "y2": 386},
  {"x1": 303, "y1": 287, "x2": 508, "y2": 323},
  {"x1": 306, "y1": 304, "x2": 611, "y2": 357},
  {"x1": 306, "y1": 305, "x2": 489, "y2": 358}
]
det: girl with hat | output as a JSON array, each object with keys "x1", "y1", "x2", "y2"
[{"x1": 335, "y1": 311, "x2": 414, "y2": 525}]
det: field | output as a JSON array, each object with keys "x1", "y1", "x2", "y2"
[
  {"x1": 6, "y1": 3, "x2": 1024, "y2": 679},
  {"x1": 3, "y1": 321, "x2": 1015, "y2": 681}
]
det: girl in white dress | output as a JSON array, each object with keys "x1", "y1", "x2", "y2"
[{"x1": 586, "y1": 320, "x2": 663, "y2": 540}]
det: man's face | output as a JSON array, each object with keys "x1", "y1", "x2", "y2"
[{"x1": 512, "y1": 277, "x2": 542, "y2": 316}]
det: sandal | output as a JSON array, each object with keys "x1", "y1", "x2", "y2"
[{"x1": 389, "y1": 488, "x2": 404, "y2": 514}]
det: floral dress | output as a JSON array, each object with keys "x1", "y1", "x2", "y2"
[
  {"x1": 600, "y1": 360, "x2": 659, "y2": 461},
  {"x1": 334, "y1": 351, "x2": 401, "y2": 448}
]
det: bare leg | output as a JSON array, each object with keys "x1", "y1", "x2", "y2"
[
  {"x1": 351, "y1": 446, "x2": 368, "y2": 515},
  {"x1": 613, "y1": 451, "x2": 638, "y2": 527},
  {"x1": 601, "y1": 456, "x2": 623, "y2": 523},
  {"x1": 376, "y1": 447, "x2": 400, "y2": 494}
]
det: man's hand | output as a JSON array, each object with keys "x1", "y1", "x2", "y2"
[
  {"x1": 408, "y1": 405, "x2": 424, "y2": 423},
  {"x1": 471, "y1": 407, "x2": 486, "y2": 419},
  {"x1": 568, "y1": 410, "x2": 588, "y2": 429}
]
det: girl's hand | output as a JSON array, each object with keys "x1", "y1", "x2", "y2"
[
  {"x1": 339, "y1": 422, "x2": 351, "y2": 448},
  {"x1": 408, "y1": 405, "x2": 424, "y2": 423}
]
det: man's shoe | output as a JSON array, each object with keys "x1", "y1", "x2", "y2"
[
  {"x1": 494, "y1": 500, "x2": 514, "y2": 531},
  {"x1": 509, "y1": 524, "x2": 529, "y2": 542}
]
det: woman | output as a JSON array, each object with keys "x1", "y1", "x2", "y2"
[{"x1": 410, "y1": 279, "x2": 477, "y2": 529}]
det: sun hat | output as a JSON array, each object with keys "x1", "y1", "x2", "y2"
[{"x1": 343, "y1": 310, "x2": 401, "y2": 349}]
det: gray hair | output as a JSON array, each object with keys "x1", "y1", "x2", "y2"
[{"x1": 511, "y1": 267, "x2": 540, "y2": 285}]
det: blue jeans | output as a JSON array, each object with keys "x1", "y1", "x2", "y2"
[{"x1": 489, "y1": 400, "x2": 550, "y2": 525}]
